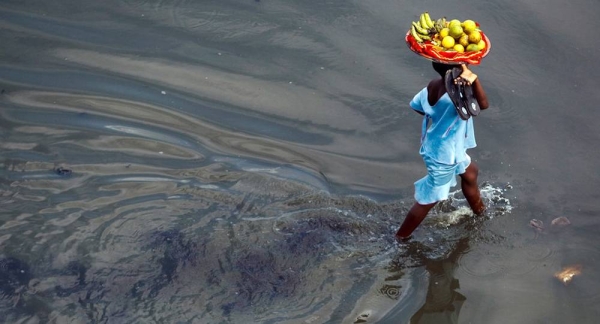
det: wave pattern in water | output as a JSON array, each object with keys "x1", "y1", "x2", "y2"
[
  {"x1": 0, "y1": 103, "x2": 514, "y2": 322},
  {"x1": 5, "y1": 0, "x2": 600, "y2": 322}
]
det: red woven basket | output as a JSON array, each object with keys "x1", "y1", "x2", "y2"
[{"x1": 405, "y1": 29, "x2": 491, "y2": 65}]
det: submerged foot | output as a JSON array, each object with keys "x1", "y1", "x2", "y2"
[
  {"x1": 395, "y1": 233, "x2": 413, "y2": 243},
  {"x1": 472, "y1": 199, "x2": 486, "y2": 216},
  {"x1": 474, "y1": 206, "x2": 486, "y2": 216}
]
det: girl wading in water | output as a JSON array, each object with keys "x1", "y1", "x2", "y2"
[{"x1": 396, "y1": 63, "x2": 489, "y2": 241}]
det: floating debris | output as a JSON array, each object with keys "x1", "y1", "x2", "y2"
[
  {"x1": 551, "y1": 217, "x2": 571, "y2": 227},
  {"x1": 529, "y1": 219, "x2": 544, "y2": 232},
  {"x1": 554, "y1": 264, "x2": 582, "y2": 285},
  {"x1": 55, "y1": 166, "x2": 72, "y2": 176}
]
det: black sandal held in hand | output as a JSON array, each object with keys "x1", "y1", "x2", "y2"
[
  {"x1": 445, "y1": 67, "x2": 479, "y2": 120},
  {"x1": 463, "y1": 80, "x2": 480, "y2": 117}
]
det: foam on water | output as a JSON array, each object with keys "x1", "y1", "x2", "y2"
[{"x1": 424, "y1": 182, "x2": 513, "y2": 229}]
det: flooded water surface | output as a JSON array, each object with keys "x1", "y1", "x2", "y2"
[{"x1": 1, "y1": 0, "x2": 599, "y2": 323}]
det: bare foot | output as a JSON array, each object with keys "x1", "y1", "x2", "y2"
[
  {"x1": 395, "y1": 233, "x2": 412, "y2": 243},
  {"x1": 474, "y1": 206, "x2": 486, "y2": 216}
]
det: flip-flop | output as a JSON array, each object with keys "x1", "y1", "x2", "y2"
[
  {"x1": 445, "y1": 68, "x2": 470, "y2": 120},
  {"x1": 462, "y1": 82, "x2": 480, "y2": 117},
  {"x1": 453, "y1": 66, "x2": 480, "y2": 117}
]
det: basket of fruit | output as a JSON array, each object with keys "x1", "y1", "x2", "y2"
[{"x1": 406, "y1": 12, "x2": 491, "y2": 65}]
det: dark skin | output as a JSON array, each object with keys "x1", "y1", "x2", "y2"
[{"x1": 396, "y1": 64, "x2": 489, "y2": 241}]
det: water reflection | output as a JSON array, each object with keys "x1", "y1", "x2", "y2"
[{"x1": 409, "y1": 239, "x2": 469, "y2": 324}]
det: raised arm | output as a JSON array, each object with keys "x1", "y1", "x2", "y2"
[{"x1": 459, "y1": 64, "x2": 489, "y2": 110}]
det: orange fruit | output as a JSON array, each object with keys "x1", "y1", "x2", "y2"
[
  {"x1": 442, "y1": 36, "x2": 455, "y2": 49},
  {"x1": 462, "y1": 20, "x2": 477, "y2": 34},
  {"x1": 477, "y1": 39, "x2": 486, "y2": 51},
  {"x1": 468, "y1": 30, "x2": 482, "y2": 44},
  {"x1": 449, "y1": 25, "x2": 463, "y2": 39},
  {"x1": 449, "y1": 19, "x2": 461, "y2": 28},
  {"x1": 459, "y1": 35, "x2": 469, "y2": 47},
  {"x1": 466, "y1": 44, "x2": 480, "y2": 52},
  {"x1": 439, "y1": 28, "x2": 449, "y2": 39}
]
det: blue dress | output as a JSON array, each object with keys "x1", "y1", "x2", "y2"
[{"x1": 410, "y1": 87, "x2": 477, "y2": 204}]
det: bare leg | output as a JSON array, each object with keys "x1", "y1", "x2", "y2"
[
  {"x1": 396, "y1": 201, "x2": 437, "y2": 240},
  {"x1": 459, "y1": 162, "x2": 485, "y2": 215}
]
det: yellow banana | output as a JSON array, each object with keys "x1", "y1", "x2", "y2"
[
  {"x1": 424, "y1": 12, "x2": 435, "y2": 29},
  {"x1": 412, "y1": 21, "x2": 429, "y2": 35},
  {"x1": 419, "y1": 13, "x2": 429, "y2": 30},
  {"x1": 411, "y1": 25, "x2": 423, "y2": 43}
]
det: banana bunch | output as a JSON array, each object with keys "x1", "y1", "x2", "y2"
[
  {"x1": 410, "y1": 12, "x2": 447, "y2": 43},
  {"x1": 410, "y1": 12, "x2": 435, "y2": 42},
  {"x1": 434, "y1": 17, "x2": 447, "y2": 33}
]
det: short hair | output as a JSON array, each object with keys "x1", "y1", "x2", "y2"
[{"x1": 432, "y1": 61, "x2": 458, "y2": 77}]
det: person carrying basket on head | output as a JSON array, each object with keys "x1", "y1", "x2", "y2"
[{"x1": 395, "y1": 61, "x2": 490, "y2": 241}]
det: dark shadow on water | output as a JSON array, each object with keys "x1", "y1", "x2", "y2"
[
  {"x1": 0, "y1": 256, "x2": 51, "y2": 323},
  {"x1": 136, "y1": 229, "x2": 200, "y2": 299},
  {"x1": 0, "y1": 257, "x2": 31, "y2": 298},
  {"x1": 373, "y1": 237, "x2": 472, "y2": 324},
  {"x1": 408, "y1": 239, "x2": 469, "y2": 324},
  {"x1": 391, "y1": 238, "x2": 470, "y2": 324}
]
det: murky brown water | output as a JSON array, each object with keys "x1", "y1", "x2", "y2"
[{"x1": 1, "y1": 0, "x2": 599, "y2": 323}]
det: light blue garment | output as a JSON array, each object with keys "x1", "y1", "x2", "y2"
[
  {"x1": 410, "y1": 87, "x2": 477, "y2": 204},
  {"x1": 414, "y1": 154, "x2": 471, "y2": 204}
]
